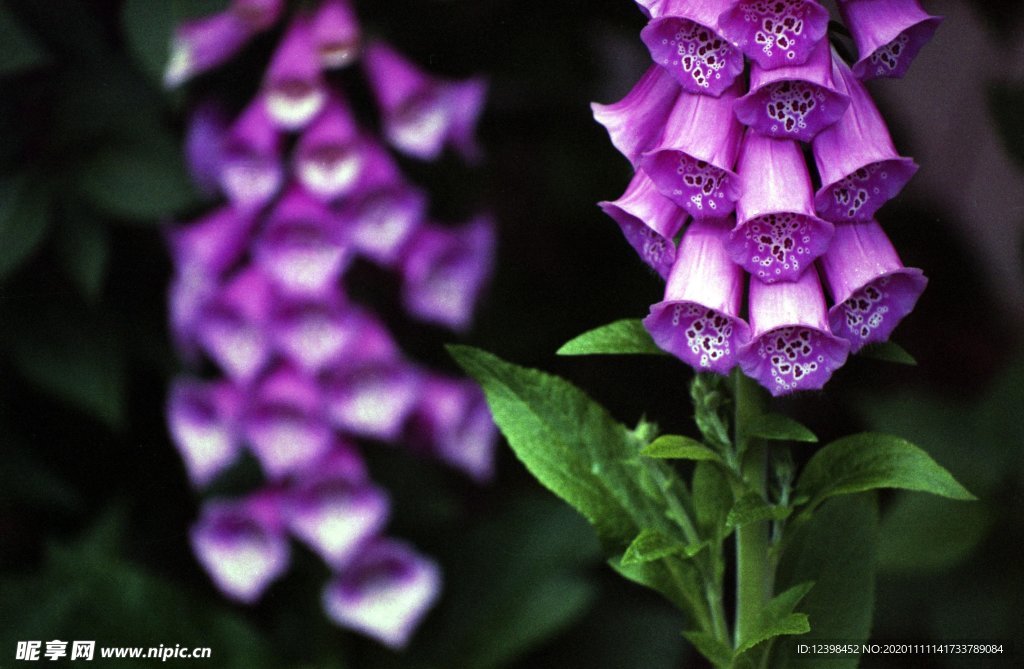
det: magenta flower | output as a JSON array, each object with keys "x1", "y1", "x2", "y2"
[
  {"x1": 812, "y1": 54, "x2": 919, "y2": 222},
  {"x1": 269, "y1": 293, "x2": 355, "y2": 372},
  {"x1": 164, "y1": 11, "x2": 253, "y2": 88},
  {"x1": 399, "y1": 217, "x2": 496, "y2": 331},
  {"x1": 293, "y1": 95, "x2": 365, "y2": 201},
  {"x1": 285, "y1": 459, "x2": 390, "y2": 568},
  {"x1": 168, "y1": 206, "x2": 256, "y2": 279},
  {"x1": 195, "y1": 266, "x2": 275, "y2": 382},
  {"x1": 167, "y1": 0, "x2": 493, "y2": 642},
  {"x1": 408, "y1": 375, "x2": 499, "y2": 482},
  {"x1": 167, "y1": 378, "x2": 243, "y2": 488},
  {"x1": 819, "y1": 220, "x2": 927, "y2": 352},
  {"x1": 838, "y1": 0, "x2": 943, "y2": 80},
  {"x1": 726, "y1": 132, "x2": 833, "y2": 283},
  {"x1": 322, "y1": 538, "x2": 442, "y2": 649},
  {"x1": 218, "y1": 100, "x2": 285, "y2": 211},
  {"x1": 184, "y1": 102, "x2": 229, "y2": 196},
  {"x1": 599, "y1": 170, "x2": 688, "y2": 279},
  {"x1": 321, "y1": 357, "x2": 423, "y2": 442},
  {"x1": 644, "y1": 217, "x2": 751, "y2": 374},
  {"x1": 591, "y1": 65, "x2": 680, "y2": 168},
  {"x1": 363, "y1": 42, "x2": 487, "y2": 161},
  {"x1": 191, "y1": 494, "x2": 290, "y2": 603},
  {"x1": 262, "y1": 15, "x2": 328, "y2": 130},
  {"x1": 334, "y1": 140, "x2": 427, "y2": 266},
  {"x1": 231, "y1": 0, "x2": 284, "y2": 31},
  {"x1": 718, "y1": 0, "x2": 830, "y2": 69},
  {"x1": 733, "y1": 37, "x2": 850, "y2": 141},
  {"x1": 738, "y1": 269, "x2": 850, "y2": 396},
  {"x1": 251, "y1": 185, "x2": 351, "y2": 296},
  {"x1": 639, "y1": 0, "x2": 744, "y2": 96},
  {"x1": 243, "y1": 365, "x2": 333, "y2": 478},
  {"x1": 311, "y1": 0, "x2": 361, "y2": 69},
  {"x1": 640, "y1": 81, "x2": 744, "y2": 218}
]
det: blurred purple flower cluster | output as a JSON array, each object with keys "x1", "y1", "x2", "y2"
[
  {"x1": 163, "y1": 0, "x2": 496, "y2": 648},
  {"x1": 596, "y1": 0, "x2": 939, "y2": 395}
]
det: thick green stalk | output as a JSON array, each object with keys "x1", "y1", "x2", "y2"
[{"x1": 732, "y1": 371, "x2": 773, "y2": 649}]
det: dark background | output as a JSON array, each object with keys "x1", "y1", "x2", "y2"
[{"x1": 0, "y1": 1, "x2": 1021, "y2": 667}]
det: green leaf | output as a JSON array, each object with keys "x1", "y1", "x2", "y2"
[
  {"x1": 557, "y1": 318, "x2": 666, "y2": 356},
  {"x1": 858, "y1": 341, "x2": 917, "y2": 366},
  {"x1": 2, "y1": 303, "x2": 125, "y2": 428},
  {"x1": 735, "y1": 583, "x2": 814, "y2": 656},
  {"x1": 622, "y1": 529, "x2": 705, "y2": 565},
  {"x1": 771, "y1": 495, "x2": 878, "y2": 668},
  {"x1": 0, "y1": 0, "x2": 48, "y2": 75},
  {"x1": 797, "y1": 433, "x2": 975, "y2": 506},
  {"x1": 0, "y1": 175, "x2": 52, "y2": 280},
  {"x1": 682, "y1": 631, "x2": 733, "y2": 669},
  {"x1": 692, "y1": 461, "x2": 733, "y2": 541},
  {"x1": 76, "y1": 137, "x2": 202, "y2": 221},
  {"x1": 56, "y1": 209, "x2": 109, "y2": 301},
  {"x1": 727, "y1": 493, "x2": 792, "y2": 531},
  {"x1": 641, "y1": 435, "x2": 723, "y2": 463},
  {"x1": 449, "y1": 345, "x2": 709, "y2": 626},
  {"x1": 877, "y1": 494, "x2": 993, "y2": 574},
  {"x1": 748, "y1": 413, "x2": 818, "y2": 443}
]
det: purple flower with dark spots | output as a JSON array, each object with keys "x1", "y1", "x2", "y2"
[
  {"x1": 733, "y1": 37, "x2": 850, "y2": 141},
  {"x1": 644, "y1": 217, "x2": 750, "y2": 373},
  {"x1": 262, "y1": 15, "x2": 328, "y2": 130},
  {"x1": 812, "y1": 54, "x2": 919, "y2": 222},
  {"x1": 591, "y1": 64, "x2": 680, "y2": 168},
  {"x1": 838, "y1": 0, "x2": 943, "y2": 80},
  {"x1": 243, "y1": 365, "x2": 333, "y2": 478},
  {"x1": 399, "y1": 217, "x2": 496, "y2": 331},
  {"x1": 164, "y1": 11, "x2": 253, "y2": 88},
  {"x1": 167, "y1": 378, "x2": 244, "y2": 488},
  {"x1": 363, "y1": 41, "x2": 487, "y2": 161},
  {"x1": 640, "y1": 81, "x2": 744, "y2": 218},
  {"x1": 322, "y1": 538, "x2": 442, "y2": 649},
  {"x1": 409, "y1": 375, "x2": 499, "y2": 482},
  {"x1": 599, "y1": 170, "x2": 688, "y2": 279},
  {"x1": 718, "y1": 0, "x2": 829, "y2": 69},
  {"x1": 820, "y1": 220, "x2": 927, "y2": 352},
  {"x1": 311, "y1": 0, "x2": 361, "y2": 69},
  {"x1": 640, "y1": 0, "x2": 744, "y2": 96},
  {"x1": 738, "y1": 268, "x2": 850, "y2": 395},
  {"x1": 285, "y1": 460, "x2": 389, "y2": 568},
  {"x1": 169, "y1": 271, "x2": 218, "y2": 361},
  {"x1": 195, "y1": 266, "x2": 275, "y2": 382},
  {"x1": 191, "y1": 493, "x2": 290, "y2": 603},
  {"x1": 294, "y1": 95, "x2": 365, "y2": 201},
  {"x1": 252, "y1": 184, "x2": 351, "y2": 296},
  {"x1": 726, "y1": 132, "x2": 833, "y2": 283},
  {"x1": 218, "y1": 100, "x2": 285, "y2": 211}
]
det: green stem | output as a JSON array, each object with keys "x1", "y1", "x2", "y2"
[
  {"x1": 732, "y1": 371, "x2": 773, "y2": 649},
  {"x1": 643, "y1": 458, "x2": 729, "y2": 643}
]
